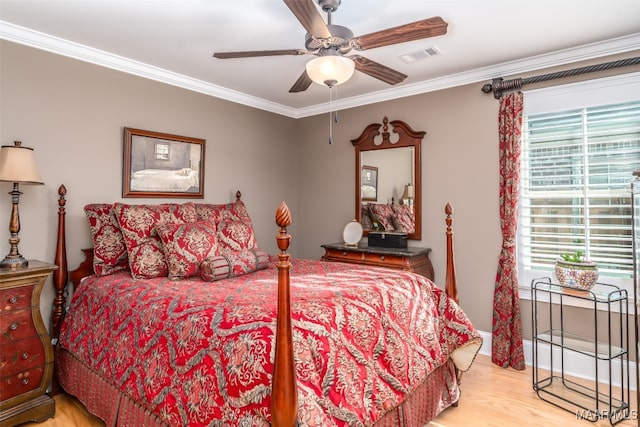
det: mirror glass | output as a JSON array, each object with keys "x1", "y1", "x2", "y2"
[
  {"x1": 353, "y1": 118, "x2": 423, "y2": 240},
  {"x1": 361, "y1": 147, "x2": 414, "y2": 205}
]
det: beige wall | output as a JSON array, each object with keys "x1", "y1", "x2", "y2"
[
  {"x1": 294, "y1": 84, "x2": 501, "y2": 330},
  {"x1": 0, "y1": 41, "x2": 300, "y2": 327},
  {"x1": 1, "y1": 40, "x2": 639, "y2": 338},
  {"x1": 294, "y1": 52, "x2": 640, "y2": 334}
]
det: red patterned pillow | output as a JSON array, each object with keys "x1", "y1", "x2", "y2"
[
  {"x1": 360, "y1": 204, "x2": 373, "y2": 230},
  {"x1": 368, "y1": 203, "x2": 396, "y2": 231},
  {"x1": 200, "y1": 248, "x2": 269, "y2": 281},
  {"x1": 195, "y1": 200, "x2": 252, "y2": 224},
  {"x1": 217, "y1": 220, "x2": 257, "y2": 254},
  {"x1": 84, "y1": 204, "x2": 129, "y2": 276},
  {"x1": 156, "y1": 220, "x2": 218, "y2": 280},
  {"x1": 114, "y1": 203, "x2": 198, "y2": 279},
  {"x1": 391, "y1": 204, "x2": 415, "y2": 233}
]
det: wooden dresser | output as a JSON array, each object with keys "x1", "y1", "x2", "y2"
[
  {"x1": 0, "y1": 261, "x2": 57, "y2": 427},
  {"x1": 321, "y1": 242, "x2": 434, "y2": 281}
]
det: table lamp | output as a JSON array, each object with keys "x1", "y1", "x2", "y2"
[
  {"x1": 402, "y1": 184, "x2": 415, "y2": 208},
  {"x1": 0, "y1": 141, "x2": 44, "y2": 268}
]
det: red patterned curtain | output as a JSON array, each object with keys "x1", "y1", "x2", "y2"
[{"x1": 491, "y1": 91, "x2": 525, "y2": 370}]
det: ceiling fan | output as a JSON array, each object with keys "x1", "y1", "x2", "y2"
[{"x1": 213, "y1": 0, "x2": 448, "y2": 93}]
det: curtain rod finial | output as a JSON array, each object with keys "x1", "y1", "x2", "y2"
[{"x1": 481, "y1": 78, "x2": 505, "y2": 99}]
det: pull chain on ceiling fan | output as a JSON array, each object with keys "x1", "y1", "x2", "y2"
[{"x1": 212, "y1": 0, "x2": 449, "y2": 93}]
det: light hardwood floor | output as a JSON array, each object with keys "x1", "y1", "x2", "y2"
[{"x1": 22, "y1": 355, "x2": 637, "y2": 427}]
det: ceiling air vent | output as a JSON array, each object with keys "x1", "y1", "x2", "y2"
[{"x1": 400, "y1": 45, "x2": 442, "y2": 63}]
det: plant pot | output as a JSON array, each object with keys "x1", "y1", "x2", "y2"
[{"x1": 554, "y1": 259, "x2": 598, "y2": 291}]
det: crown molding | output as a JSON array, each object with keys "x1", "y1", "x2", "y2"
[
  {"x1": 296, "y1": 33, "x2": 640, "y2": 118},
  {"x1": 2, "y1": 21, "x2": 639, "y2": 119},
  {"x1": 0, "y1": 21, "x2": 295, "y2": 117}
]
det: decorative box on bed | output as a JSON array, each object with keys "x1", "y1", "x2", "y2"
[{"x1": 50, "y1": 187, "x2": 482, "y2": 427}]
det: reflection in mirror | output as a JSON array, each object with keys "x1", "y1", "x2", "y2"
[
  {"x1": 352, "y1": 117, "x2": 424, "y2": 240},
  {"x1": 361, "y1": 147, "x2": 414, "y2": 204},
  {"x1": 361, "y1": 165, "x2": 378, "y2": 202}
]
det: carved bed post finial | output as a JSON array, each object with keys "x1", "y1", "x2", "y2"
[
  {"x1": 275, "y1": 202, "x2": 292, "y2": 253},
  {"x1": 271, "y1": 202, "x2": 297, "y2": 427},
  {"x1": 51, "y1": 185, "x2": 68, "y2": 343},
  {"x1": 236, "y1": 190, "x2": 242, "y2": 201},
  {"x1": 445, "y1": 203, "x2": 459, "y2": 305}
]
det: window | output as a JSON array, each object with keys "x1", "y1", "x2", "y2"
[
  {"x1": 518, "y1": 73, "x2": 640, "y2": 292},
  {"x1": 155, "y1": 142, "x2": 169, "y2": 160}
]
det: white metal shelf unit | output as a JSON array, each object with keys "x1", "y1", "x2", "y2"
[{"x1": 531, "y1": 277, "x2": 631, "y2": 424}]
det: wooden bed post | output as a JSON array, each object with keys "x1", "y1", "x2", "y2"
[
  {"x1": 445, "y1": 203, "x2": 459, "y2": 305},
  {"x1": 51, "y1": 185, "x2": 68, "y2": 342},
  {"x1": 271, "y1": 202, "x2": 298, "y2": 427},
  {"x1": 50, "y1": 185, "x2": 68, "y2": 395}
]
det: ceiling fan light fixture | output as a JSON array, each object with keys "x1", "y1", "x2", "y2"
[{"x1": 306, "y1": 51, "x2": 355, "y2": 88}]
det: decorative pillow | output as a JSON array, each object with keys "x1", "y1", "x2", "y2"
[
  {"x1": 200, "y1": 248, "x2": 269, "y2": 282},
  {"x1": 114, "y1": 203, "x2": 198, "y2": 279},
  {"x1": 156, "y1": 220, "x2": 218, "y2": 280},
  {"x1": 360, "y1": 204, "x2": 373, "y2": 230},
  {"x1": 391, "y1": 204, "x2": 415, "y2": 233},
  {"x1": 368, "y1": 203, "x2": 396, "y2": 232},
  {"x1": 217, "y1": 220, "x2": 257, "y2": 254},
  {"x1": 84, "y1": 204, "x2": 129, "y2": 276},
  {"x1": 195, "y1": 200, "x2": 252, "y2": 225}
]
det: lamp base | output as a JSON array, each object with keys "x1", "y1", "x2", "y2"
[{"x1": 0, "y1": 254, "x2": 28, "y2": 269}]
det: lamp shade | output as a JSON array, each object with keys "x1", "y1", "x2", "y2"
[
  {"x1": 0, "y1": 141, "x2": 44, "y2": 184},
  {"x1": 306, "y1": 53, "x2": 355, "y2": 88},
  {"x1": 402, "y1": 184, "x2": 415, "y2": 199}
]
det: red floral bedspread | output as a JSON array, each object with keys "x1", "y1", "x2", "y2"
[{"x1": 58, "y1": 258, "x2": 481, "y2": 426}]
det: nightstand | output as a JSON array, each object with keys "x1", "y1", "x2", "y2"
[
  {"x1": 0, "y1": 261, "x2": 57, "y2": 426},
  {"x1": 321, "y1": 242, "x2": 434, "y2": 280}
]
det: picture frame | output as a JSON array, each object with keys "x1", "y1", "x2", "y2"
[
  {"x1": 123, "y1": 127, "x2": 205, "y2": 198},
  {"x1": 361, "y1": 165, "x2": 378, "y2": 201}
]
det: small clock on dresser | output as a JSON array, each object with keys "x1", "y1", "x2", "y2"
[{"x1": 0, "y1": 261, "x2": 57, "y2": 427}]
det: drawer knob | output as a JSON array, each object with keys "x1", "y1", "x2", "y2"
[
  {"x1": 342, "y1": 252, "x2": 347, "y2": 256},
  {"x1": 9, "y1": 296, "x2": 17, "y2": 304},
  {"x1": 18, "y1": 371, "x2": 30, "y2": 385},
  {"x1": 10, "y1": 322, "x2": 18, "y2": 331},
  {"x1": 21, "y1": 352, "x2": 29, "y2": 360},
  {"x1": 380, "y1": 256, "x2": 385, "y2": 261}
]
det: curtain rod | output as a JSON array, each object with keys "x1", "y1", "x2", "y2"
[{"x1": 481, "y1": 56, "x2": 640, "y2": 99}]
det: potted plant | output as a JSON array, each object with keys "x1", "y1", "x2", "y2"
[{"x1": 554, "y1": 250, "x2": 598, "y2": 291}]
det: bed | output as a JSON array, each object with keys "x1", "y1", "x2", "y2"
[
  {"x1": 130, "y1": 167, "x2": 199, "y2": 192},
  {"x1": 49, "y1": 186, "x2": 482, "y2": 426}
]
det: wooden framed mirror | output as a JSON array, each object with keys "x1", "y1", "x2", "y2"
[{"x1": 352, "y1": 117, "x2": 425, "y2": 240}]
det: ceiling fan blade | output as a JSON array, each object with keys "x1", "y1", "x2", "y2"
[
  {"x1": 351, "y1": 16, "x2": 448, "y2": 51},
  {"x1": 213, "y1": 49, "x2": 307, "y2": 59},
  {"x1": 283, "y1": 0, "x2": 331, "y2": 40},
  {"x1": 351, "y1": 55, "x2": 407, "y2": 85},
  {"x1": 289, "y1": 70, "x2": 313, "y2": 93}
]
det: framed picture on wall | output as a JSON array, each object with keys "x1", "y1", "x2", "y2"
[
  {"x1": 361, "y1": 165, "x2": 378, "y2": 201},
  {"x1": 122, "y1": 127, "x2": 205, "y2": 198}
]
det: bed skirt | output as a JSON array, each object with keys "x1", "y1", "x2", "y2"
[{"x1": 56, "y1": 347, "x2": 460, "y2": 427}]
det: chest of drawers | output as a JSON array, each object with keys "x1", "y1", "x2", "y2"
[
  {"x1": 321, "y1": 242, "x2": 434, "y2": 280},
  {"x1": 0, "y1": 261, "x2": 57, "y2": 426}
]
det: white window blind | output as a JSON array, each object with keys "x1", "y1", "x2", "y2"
[{"x1": 519, "y1": 73, "x2": 640, "y2": 285}]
